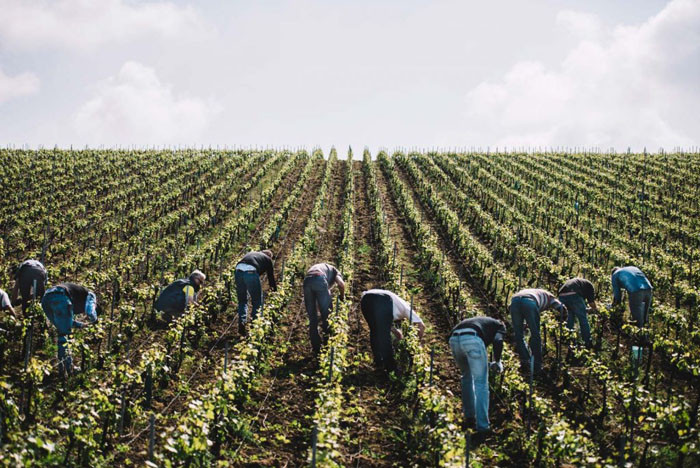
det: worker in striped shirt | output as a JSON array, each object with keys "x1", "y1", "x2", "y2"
[
  {"x1": 303, "y1": 263, "x2": 345, "y2": 355},
  {"x1": 509, "y1": 288, "x2": 567, "y2": 375}
]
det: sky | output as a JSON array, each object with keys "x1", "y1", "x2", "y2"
[{"x1": 0, "y1": 0, "x2": 698, "y2": 154}]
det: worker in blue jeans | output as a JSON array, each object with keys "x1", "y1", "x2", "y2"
[
  {"x1": 558, "y1": 277, "x2": 597, "y2": 348},
  {"x1": 449, "y1": 316, "x2": 506, "y2": 434},
  {"x1": 303, "y1": 263, "x2": 345, "y2": 355},
  {"x1": 611, "y1": 266, "x2": 653, "y2": 327},
  {"x1": 41, "y1": 283, "x2": 98, "y2": 377},
  {"x1": 234, "y1": 250, "x2": 276, "y2": 336},
  {"x1": 509, "y1": 289, "x2": 567, "y2": 375}
]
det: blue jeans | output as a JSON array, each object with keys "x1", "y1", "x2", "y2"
[
  {"x1": 510, "y1": 296, "x2": 542, "y2": 372},
  {"x1": 449, "y1": 331, "x2": 490, "y2": 431},
  {"x1": 560, "y1": 294, "x2": 592, "y2": 347},
  {"x1": 235, "y1": 270, "x2": 262, "y2": 324},
  {"x1": 303, "y1": 275, "x2": 332, "y2": 354},
  {"x1": 629, "y1": 289, "x2": 652, "y2": 327},
  {"x1": 41, "y1": 289, "x2": 78, "y2": 374}
]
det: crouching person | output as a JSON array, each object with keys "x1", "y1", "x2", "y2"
[
  {"x1": 449, "y1": 316, "x2": 505, "y2": 434},
  {"x1": 155, "y1": 270, "x2": 206, "y2": 323},
  {"x1": 360, "y1": 289, "x2": 425, "y2": 372},
  {"x1": 41, "y1": 283, "x2": 99, "y2": 377},
  {"x1": 304, "y1": 262, "x2": 345, "y2": 355}
]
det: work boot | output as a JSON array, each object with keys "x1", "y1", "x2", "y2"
[
  {"x1": 238, "y1": 321, "x2": 247, "y2": 337},
  {"x1": 471, "y1": 429, "x2": 492, "y2": 445},
  {"x1": 462, "y1": 417, "x2": 476, "y2": 431}
]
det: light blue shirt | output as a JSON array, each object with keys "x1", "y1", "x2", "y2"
[
  {"x1": 611, "y1": 266, "x2": 652, "y2": 303},
  {"x1": 85, "y1": 291, "x2": 98, "y2": 323}
]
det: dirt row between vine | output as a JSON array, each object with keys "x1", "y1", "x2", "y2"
[
  {"x1": 340, "y1": 160, "x2": 408, "y2": 467},
  {"x1": 233, "y1": 158, "x2": 348, "y2": 466},
  {"x1": 121, "y1": 158, "x2": 326, "y2": 462}
]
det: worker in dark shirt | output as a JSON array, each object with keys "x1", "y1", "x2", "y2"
[
  {"x1": 235, "y1": 250, "x2": 276, "y2": 335},
  {"x1": 304, "y1": 263, "x2": 345, "y2": 355},
  {"x1": 448, "y1": 316, "x2": 506, "y2": 433},
  {"x1": 558, "y1": 278, "x2": 597, "y2": 348},
  {"x1": 41, "y1": 282, "x2": 99, "y2": 377},
  {"x1": 611, "y1": 266, "x2": 653, "y2": 327},
  {"x1": 155, "y1": 270, "x2": 206, "y2": 322},
  {"x1": 11, "y1": 259, "x2": 48, "y2": 313}
]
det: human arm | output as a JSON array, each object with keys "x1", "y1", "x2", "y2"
[
  {"x1": 72, "y1": 320, "x2": 87, "y2": 329},
  {"x1": 611, "y1": 273, "x2": 622, "y2": 305},
  {"x1": 2, "y1": 304, "x2": 17, "y2": 319},
  {"x1": 391, "y1": 326, "x2": 403, "y2": 340},
  {"x1": 84, "y1": 291, "x2": 98, "y2": 323},
  {"x1": 267, "y1": 259, "x2": 277, "y2": 291},
  {"x1": 415, "y1": 321, "x2": 425, "y2": 342},
  {"x1": 492, "y1": 330, "x2": 505, "y2": 362},
  {"x1": 549, "y1": 295, "x2": 567, "y2": 321},
  {"x1": 333, "y1": 275, "x2": 345, "y2": 300}
]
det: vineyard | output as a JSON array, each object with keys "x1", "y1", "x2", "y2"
[{"x1": 0, "y1": 147, "x2": 699, "y2": 467}]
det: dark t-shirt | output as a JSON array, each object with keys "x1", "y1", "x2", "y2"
[
  {"x1": 306, "y1": 263, "x2": 342, "y2": 285},
  {"x1": 56, "y1": 282, "x2": 90, "y2": 314},
  {"x1": 451, "y1": 316, "x2": 506, "y2": 361},
  {"x1": 558, "y1": 278, "x2": 595, "y2": 303},
  {"x1": 155, "y1": 278, "x2": 198, "y2": 313},
  {"x1": 240, "y1": 252, "x2": 276, "y2": 290},
  {"x1": 16, "y1": 259, "x2": 46, "y2": 278}
]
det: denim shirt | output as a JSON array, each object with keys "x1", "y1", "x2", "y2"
[
  {"x1": 84, "y1": 291, "x2": 98, "y2": 322},
  {"x1": 611, "y1": 266, "x2": 653, "y2": 303}
]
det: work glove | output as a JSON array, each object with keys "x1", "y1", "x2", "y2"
[{"x1": 489, "y1": 361, "x2": 504, "y2": 374}]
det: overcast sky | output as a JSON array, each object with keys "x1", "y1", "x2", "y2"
[{"x1": 0, "y1": 0, "x2": 698, "y2": 153}]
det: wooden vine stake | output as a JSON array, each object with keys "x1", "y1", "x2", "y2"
[
  {"x1": 148, "y1": 414, "x2": 156, "y2": 462},
  {"x1": 311, "y1": 426, "x2": 318, "y2": 467}
]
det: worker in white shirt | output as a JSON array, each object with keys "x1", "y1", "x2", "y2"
[{"x1": 360, "y1": 289, "x2": 425, "y2": 372}]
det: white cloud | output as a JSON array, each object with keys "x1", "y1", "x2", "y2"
[
  {"x1": 73, "y1": 61, "x2": 220, "y2": 145},
  {"x1": 0, "y1": 67, "x2": 40, "y2": 104},
  {"x1": 0, "y1": 0, "x2": 206, "y2": 52},
  {"x1": 463, "y1": 0, "x2": 700, "y2": 150},
  {"x1": 557, "y1": 10, "x2": 604, "y2": 40}
]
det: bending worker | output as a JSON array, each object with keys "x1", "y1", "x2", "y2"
[
  {"x1": 235, "y1": 250, "x2": 276, "y2": 335},
  {"x1": 41, "y1": 282, "x2": 99, "y2": 377},
  {"x1": 509, "y1": 288, "x2": 567, "y2": 375},
  {"x1": 304, "y1": 262, "x2": 345, "y2": 355},
  {"x1": 611, "y1": 266, "x2": 653, "y2": 327},
  {"x1": 449, "y1": 316, "x2": 505, "y2": 434},
  {"x1": 360, "y1": 289, "x2": 425, "y2": 372},
  {"x1": 155, "y1": 270, "x2": 206, "y2": 323},
  {"x1": 558, "y1": 277, "x2": 597, "y2": 348},
  {"x1": 12, "y1": 259, "x2": 48, "y2": 313}
]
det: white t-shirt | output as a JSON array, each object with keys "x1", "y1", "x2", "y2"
[
  {"x1": 0, "y1": 289, "x2": 11, "y2": 309},
  {"x1": 361, "y1": 289, "x2": 423, "y2": 324}
]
